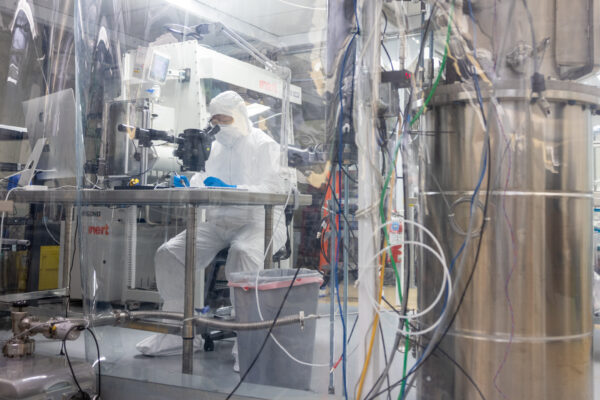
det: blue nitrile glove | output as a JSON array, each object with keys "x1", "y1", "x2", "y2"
[
  {"x1": 7, "y1": 175, "x2": 20, "y2": 190},
  {"x1": 203, "y1": 176, "x2": 236, "y2": 188},
  {"x1": 173, "y1": 174, "x2": 190, "y2": 188}
]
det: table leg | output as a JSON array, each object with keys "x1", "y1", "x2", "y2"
[
  {"x1": 182, "y1": 206, "x2": 197, "y2": 374},
  {"x1": 63, "y1": 206, "x2": 74, "y2": 314},
  {"x1": 264, "y1": 205, "x2": 273, "y2": 269}
]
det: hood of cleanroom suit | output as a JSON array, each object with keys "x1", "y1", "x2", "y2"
[{"x1": 209, "y1": 90, "x2": 251, "y2": 147}]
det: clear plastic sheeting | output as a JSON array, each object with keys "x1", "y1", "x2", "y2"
[
  {"x1": 0, "y1": 0, "x2": 339, "y2": 399},
  {"x1": 0, "y1": 1, "x2": 598, "y2": 399},
  {"x1": 0, "y1": 0, "x2": 79, "y2": 296}
]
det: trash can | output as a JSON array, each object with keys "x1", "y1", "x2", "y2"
[{"x1": 228, "y1": 268, "x2": 322, "y2": 390}]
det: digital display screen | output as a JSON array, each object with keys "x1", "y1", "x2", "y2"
[{"x1": 148, "y1": 52, "x2": 169, "y2": 83}]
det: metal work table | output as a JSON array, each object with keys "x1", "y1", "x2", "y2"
[{"x1": 1, "y1": 188, "x2": 312, "y2": 374}]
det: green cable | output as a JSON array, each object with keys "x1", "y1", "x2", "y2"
[{"x1": 376, "y1": 1, "x2": 455, "y2": 398}]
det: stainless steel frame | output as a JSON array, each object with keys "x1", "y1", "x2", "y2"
[{"x1": 0, "y1": 188, "x2": 311, "y2": 375}]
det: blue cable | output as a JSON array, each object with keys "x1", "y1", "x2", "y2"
[
  {"x1": 354, "y1": 0, "x2": 361, "y2": 34},
  {"x1": 399, "y1": 2, "x2": 490, "y2": 396},
  {"x1": 335, "y1": 6, "x2": 360, "y2": 395}
]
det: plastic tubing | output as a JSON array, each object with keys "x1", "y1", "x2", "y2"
[
  {"x1": 251, "y1": 187, "x2": 331, "y2": 368},
  {"x1": 361, "y1": 241, "x2": 451, "y2": 336},
  {"x1": 368, "y1": 221, "x2": 450, "y2": 321}
]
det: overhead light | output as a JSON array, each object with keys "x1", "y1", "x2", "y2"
[{"x1": 246, "y1": 103, "x2": 270, "y2": 117}]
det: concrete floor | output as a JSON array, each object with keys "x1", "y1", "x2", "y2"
[
  {"x1": 1, "y1": 306, "x2": 599, "y2": 399},
  {"x1": 28, "y1": 303, "x2": 408, "y2": 400}
]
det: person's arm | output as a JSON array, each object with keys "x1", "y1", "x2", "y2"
[{"x1": 238, "y1": 139, "x2": 285, "y2": 193}]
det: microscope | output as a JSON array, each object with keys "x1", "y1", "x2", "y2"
[{"x1": 117, "y1": 123, "x2": 220, "y2": 173}]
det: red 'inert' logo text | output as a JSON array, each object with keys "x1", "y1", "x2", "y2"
[{"x1": 88, "y1": 225, "x2": 109, "y2": 235}]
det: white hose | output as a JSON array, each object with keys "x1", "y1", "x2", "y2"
[
  {"x1": 377, "y1": 218, "x2": 446, "y2": 263},
  {"x1": 252, "y1": 187, "x2": 332, "y2": 368},
  {"x1": 373, "y1": 220, "x2": 450, "y2": 320},
  {"x1": 361, "y1": 241, "x2": 452, "y2": 336}
]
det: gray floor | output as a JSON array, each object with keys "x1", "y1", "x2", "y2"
[{"x1": 1, "y1": 306, "x2": 599, "y2": 399}]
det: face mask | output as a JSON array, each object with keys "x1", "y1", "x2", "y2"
[{"x1": 215, "y1": 125, "x2": 242, "y2": 147}]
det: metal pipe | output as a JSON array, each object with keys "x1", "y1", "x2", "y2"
[
  {"x1": 264, "y1": 205, "x2": 274, "y2": 269},
  {"x1": 140, "y1": 147, "x2": 149, "y2": 186},
  {"x1": 182, "y1": 206, "x2": 197, "y2": 374},
  {"x1": 120, "y1": 320, "x2": 182, "y2": 336},
  {"x1": 328, "y1": 191, "x2": 336, "y2": 394},
  {"x1": 97, "y1": 101, "x2": 110, "y2": 179},
  {"x1": 219, "y1": 26, "x2": 272, "y2": 66},
  {"x1": 193, "y1": 314, "x2": 312, "y2": 331},
  {"x1": 88, "y1": 310, "x2": 316, "y2": 331}
]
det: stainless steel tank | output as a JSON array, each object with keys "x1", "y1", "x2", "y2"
[
  {"x1": 415, "y1": 0, "x2": 600, "y2": 397},
  {"x1": 417, "y1": 80, "x2": 597, "y2": 399}
]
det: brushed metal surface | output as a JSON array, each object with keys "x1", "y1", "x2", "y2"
[
  {"x1": 464, "y1": 0, "x2": 599, "y2": 80},
  {"x1": 417, "y1": 91, "x2": 594, "y2": 399},
  {"x1": 0, "y1": 355, "x2": 95, "y2": 398},
  {"x1": 2, "y1": 188, "x2": 312, "y2": 207}
]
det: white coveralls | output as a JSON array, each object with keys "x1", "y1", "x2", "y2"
[{"x1": 137, "y1": 91, "x2": 286, "y2": 356}]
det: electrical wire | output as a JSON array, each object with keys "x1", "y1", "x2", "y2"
[
  {"x1": 373, "y1": 158, "x2": 490, "y2": 400},
  {"x1": 62, "y1": 325, "x2": 87, "y2": 397},
  {"x1": 490, "y1": 100, "x2": 517, "y2": 400},
  {"x1": 226, "y1": 267, "x2": 301, "y2": 400},
  {"x1": 397, "y1": 11, "x2": 490, "y2": 400},
  {"x1": 331, "y1": 315, "x2": 359, "y2": 373},
  {"x1": 365, "y1": 255, "x2": 411, "y2": 400},
  {"x1": 371, "y1": 2, "x2": 488, "y2": 398},
  {"x1": 371, "y1": 299, "x2": 486, "y2": 400},
  {"x1": 370, "y1": 77, "x2": 492, "y2": 400},
  {"x1": 42, "y1": 204, "x2": 61, "y2": 245},
  {"x1": 336, "y1": 3, "x2": 361, "y2": 394},
  {"x1": 360, "y1": 241, "x2": 450, "y2": 336},
  {"x1": 66, "y1": 216, "x2": 79, "y2": 318},
  {"x1": 378, "y1": 320, "x2": 393, "y2": 400},
  {"x1": 397, "y1": 1, "x2": 492, "y2": 396},
  {"x1": 356, "y1": 2, "x2": 445, "y2": 398},
  {"x1": 86, "y1": 327, "x2": 102, "y2": 398},
  {"x1": 371, "y1": 221, "x2": 448, "y2": 322},
  {"x1": 256, "y1": 188, "x2": 331, "y2": 368}
]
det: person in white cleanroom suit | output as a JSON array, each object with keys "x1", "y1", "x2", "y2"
[{"x1": 137, "y1": 90, "x2": 287, "y2": 356}]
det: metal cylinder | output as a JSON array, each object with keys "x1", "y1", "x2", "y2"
[
  {"x1": 417, "y1": 81, "x2": 596, "y2": 399},
  {"x1": 264, "y1": 205, "x2": 274, "y2": 269},
  {"x1": 463, "y1": 0, "x2": 599, "y2": 80},
  {"x1": 182, "y1": 206, "x2": 197, "y2": 374}
]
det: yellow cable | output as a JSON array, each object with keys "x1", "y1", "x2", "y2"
[
  {"x1": 356, "y1": 250, "x2": 387, "y2": 399},
  {"x1": 356, "y1": 159, "x2": 397, "y2": 399}
]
